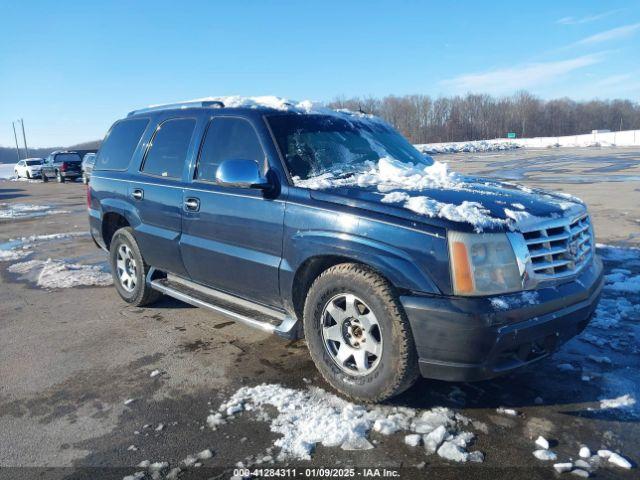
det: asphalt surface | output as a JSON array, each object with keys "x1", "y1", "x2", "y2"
[{"x1": 0, "y1": 147, "x2": 639, "y2": 480}]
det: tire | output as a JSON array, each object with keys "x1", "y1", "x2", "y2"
[
  {"x1": 303, "y1": 263, "x2": 419, "y2": 402},
  {"x1": 26, "y1": 171, "x2": 31, "y2": 179},
  {"x1": 109, "y1": 227, "x2": 162, "y2": 307},
  {"x1": 42, "y1": 173, "x2": 49, "y2": 182},
  {"x1": 56, "y1": 171, "x2": 65, "y2": 183},
  {"x1": 82, "y1": 175, "x2": 89, "y2": 185},
  {"x1": 14, "y1": 170, "x2": 19, "y2": 178}
]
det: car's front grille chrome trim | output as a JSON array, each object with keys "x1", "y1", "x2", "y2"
[{"x1": 521, "y1": 213, "x2": 593, "y2": 280}]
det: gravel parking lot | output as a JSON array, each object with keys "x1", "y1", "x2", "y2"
[{"x1": 0, "y1": 147, "x2": 639, "y2": 480}]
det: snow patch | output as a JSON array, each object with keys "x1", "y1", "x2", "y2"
[
  {"x1": 215, "y1": 383, "x2": 482, "y2": 462},
  {"x1": 600, "y1": 394, "x2": 636, "y2": 409},
  {"x1": 8, "y1": 259, "x2": 112, "y2": 288},
  {"x1": 0, "y1": 203, "x2": 68, "y2": 220}
]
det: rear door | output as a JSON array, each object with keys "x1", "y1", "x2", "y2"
[
  {"x1": 180, "y1": 115, "x2": 285, "y2": 307},
  {"x1": 129, "y1": 117, "x2": 197, "y2": 277}
]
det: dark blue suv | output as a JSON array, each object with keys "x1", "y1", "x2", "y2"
[{"x1": 88, "y1": 97, "x2": 603, "y2": 401}]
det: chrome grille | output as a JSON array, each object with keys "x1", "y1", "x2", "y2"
[{"x1": 522, "y1": 213, "x2": 593, "y2": 280}]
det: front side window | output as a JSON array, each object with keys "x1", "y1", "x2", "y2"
[
  {"x1": 266, "y1": 114, "x2": 431, "y2": 181},
  {"x1": 196, "y1": 117, "x2": 265, "y2": 182},
  {"x1": 142, "y1": 118, "x2": 196, "y2": 178}
]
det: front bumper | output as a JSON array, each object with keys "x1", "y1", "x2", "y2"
[{"x1": 401, "y1": 256, "x2": 604, "y2": 382}]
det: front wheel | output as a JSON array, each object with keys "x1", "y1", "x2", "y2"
[
  {"x1": 26, "y1": 171, "x2": 31, "y2": 179},
  {"x1": 303, "y1": 263, "x2": 419, "y2": 402},
  {"x1": 109, "y1": 227, "x2": 162, "y2": 306},
  {"x1": 82, "y1": 175, "x2": 89, "y2": 184}
]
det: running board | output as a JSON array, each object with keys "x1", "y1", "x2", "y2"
[{"x1": 148, "y1": 272, "x2": 299, "y2": 339}]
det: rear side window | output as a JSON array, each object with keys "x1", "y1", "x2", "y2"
[
  {"x1": 196, "y1": 117, "x2": 265, "y2": 182},
  {"x1": 141, "y1": 118, "x2": 196, "y2": 178},
  {"x1": 95, "y1": 118, "x2": 149, "y2": 171}
]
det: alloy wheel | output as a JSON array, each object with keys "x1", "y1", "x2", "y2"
[
  {"x1": 321, "y1": 293, "x2": 383, "y2": 376},
  {"x1": 116, "y1": 244, "x2": 138, "y2": 292}
]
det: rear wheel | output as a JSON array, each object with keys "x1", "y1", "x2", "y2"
[
  {"x1": 109, "y1": 227, "x2": 162, "y2": 306},
  {"x1": 56, "y1": 171, "x2": 65, "y2": 183},
  {"x1": 303, "y1": 263, "x2": 419, "y2": 402},
  {"x1": 26, "y1": 171, "x2": 31, "y2": 179},
  {"x1": 42, "y1": 172, "x2": 49, "y2": 182},
  {"x1": 82, "y1": 175, "x2": 89, "y2": 184}
]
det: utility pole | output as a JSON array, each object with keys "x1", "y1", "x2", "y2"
[
  {"x1": 12, "y1": 122, "x2": 22, "y2": 161},
  {"x1": 19, "y1": 118, "x2": 30, "y2": 158}
]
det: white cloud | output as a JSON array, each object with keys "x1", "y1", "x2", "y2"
[
  {"x1": 575, "y1": 23, "x2": 640, "y2": 46},
  {"x1": 441, "y1": 54, "x2": 603, "y2": 95},
  {"x1": 557, "y1": 10, "x2": 622, "y2": 25}
]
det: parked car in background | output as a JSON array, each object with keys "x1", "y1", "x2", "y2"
[
  {"x1": 82, "y1": 152, "x2": 96, "y2": 184},
  {"x1": 14, "y1": 158, "x2": 43, "y2": 179},
  {"x1": 88, "y1": 98, "x2": 603, "y2": 402},
  {"x1": 41, "y1": 150, "x2": 83, "y2": 183}
]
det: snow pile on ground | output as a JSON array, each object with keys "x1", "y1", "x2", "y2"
[
  {"x1": 0, "y1": 203, "x2": 68, "y2": 220},
  {"x1": 0, "y1": 163, "x2": 16, "y2": 179},
  {"x1": 8, "y1": 258, "x2": 112, "y2": 288},
  {"x1": 416, "y1": 140, "x2": 521, "y2": 154},
  {"x1": 213, "y1": 383, "x2": 483, "y2": 463},
  {"x1": 589, "y1": 245, "x2": 640, "y2": 329},
  {"x1": 414, "y1": 129, "x2": 640, "y2": 154}
]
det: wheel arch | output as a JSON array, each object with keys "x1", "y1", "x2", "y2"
[{"x1": 101, "y1": 211, "x2": 130, "y2": 250}]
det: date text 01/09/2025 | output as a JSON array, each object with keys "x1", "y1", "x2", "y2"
[{"x1": 233, "y1": 467, "x2": 401, "y2": 478}]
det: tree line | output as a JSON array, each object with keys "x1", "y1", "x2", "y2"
[{"x1": 329, "y1": 92, "x2": 640, "y2": 144}]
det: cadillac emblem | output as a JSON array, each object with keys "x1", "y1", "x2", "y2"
[{"x1": 568, "y1": 239, "x2": 580, "y2": 259}]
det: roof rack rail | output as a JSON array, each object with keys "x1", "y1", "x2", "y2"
[{"x1": 127, "y1": 100, "x2": 225, "y2": 117}]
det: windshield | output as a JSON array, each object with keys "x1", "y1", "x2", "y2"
[
  {"x1": 56, "y1": 153, "x2": 81, "y2": 162},
  {"x1": 26, "y1": 160, "x2": 42, "y2": 166},
  {"x1": 267, "y1": 114, "x2": 431, "y2": 181}
]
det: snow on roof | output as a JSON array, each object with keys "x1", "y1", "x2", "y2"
[{"x1": 142, "y1": 95, "x2": 380, "y2": 121}]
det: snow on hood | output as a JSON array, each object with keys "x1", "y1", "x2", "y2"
[{"x1": 294, "y1": 157, "x2": 584, "y2": 233}]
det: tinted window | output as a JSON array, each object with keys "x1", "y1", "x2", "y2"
[
  {"x1": 196, "y1": 117, "x2": 265, "y2": 182},
  {"x1": 141, "y1": 119, "x2": 195, "y2": 178},
  {"x1": 56, "y1": 153, "x2": 82, "y2": 163},
  {"x1": 26, "y1": 160, "x2": 42, "y2": 166},
  {"x1": 95, "y1": 118, "x2": 149, "y2": 171}
]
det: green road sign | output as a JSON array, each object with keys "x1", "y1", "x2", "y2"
[{"x1": 507, "y1": 132, "x2": 517, "y2": 139}]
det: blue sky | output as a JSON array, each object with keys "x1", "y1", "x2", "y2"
[{"x1": 1, "y1": 0, "x2": 639, "y2": 147}]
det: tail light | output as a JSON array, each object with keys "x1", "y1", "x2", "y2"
[{"x1": 60, "y1": 162, "x2": 68, "y2": 172}]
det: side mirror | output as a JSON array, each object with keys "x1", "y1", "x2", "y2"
[{"x1": 215, "y1": 159, "x2": 270, "y2": 189}]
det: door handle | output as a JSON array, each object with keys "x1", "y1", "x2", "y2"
[
  {"x1": 184, "y1": 197, "x2": 200, "y2": 211},
  {"x1": 131, "y1": 189, "x2": 144, "y2": 200}
]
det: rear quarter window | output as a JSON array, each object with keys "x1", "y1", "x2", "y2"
[{"x1": 95, "y1": 118, "x2": 149, "y2": 171}]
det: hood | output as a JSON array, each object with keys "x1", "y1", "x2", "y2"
[{"x1": 308, "y1": 175, "x2": 585, "y2": 233}]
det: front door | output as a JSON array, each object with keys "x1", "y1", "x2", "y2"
[{"x1": 180, "y1": 116, "x2": 285, "y2": 307}]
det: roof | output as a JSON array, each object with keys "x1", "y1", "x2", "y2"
[{"x1": 126, "y1": 95, "x2": 382, "y2": 124}]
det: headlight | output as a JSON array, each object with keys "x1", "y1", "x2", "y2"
[{"x1": 448, "y1": 231, "x2": 522, "y2": 296}]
